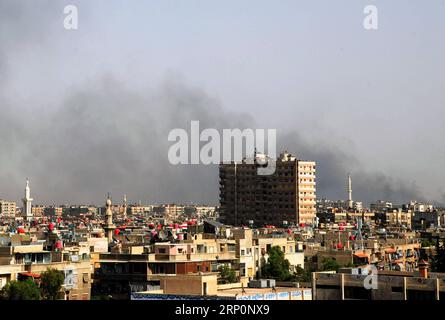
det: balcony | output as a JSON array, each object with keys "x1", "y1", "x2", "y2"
[
  {"x1": 153, "y1": 254, "x2": 189, "y2": 262},
  {"x1": 99, "y1": 253, "x2": 156, "y2": 262}
]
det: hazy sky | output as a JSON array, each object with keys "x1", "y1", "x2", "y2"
[{"x1": 1, "y1": 0, "x2": 444, "y2": 206}]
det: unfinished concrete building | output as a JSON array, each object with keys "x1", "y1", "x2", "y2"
[{"x1": 219, "y1": 151, "x2": 316, "y2": 227}]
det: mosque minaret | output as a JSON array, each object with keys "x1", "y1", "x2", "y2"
[
  {"x1": 122, "y1": 194, "x2": 127, "y2": 220},
  {"x1": 103, "y1": 194, "x2": 116, "y2": 246},
  {"x1": 22, "y1": 178, "x2": 33, "y2": 221},
  {"x1": 347, "y1": 173, "x2": 353, "y2": 210}
]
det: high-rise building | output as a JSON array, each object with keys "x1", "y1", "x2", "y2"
[{"x1": 219, "y1": 151, "x2": 316, "y2": 226}]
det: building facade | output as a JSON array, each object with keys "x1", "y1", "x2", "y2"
[
  {"x1": 0, "y1": 200, "x2": 16, "y2": 218},
  {"x1": 219, "y1": 152, "x2": 316, "y2": 226},
  {"x1": 92, "y1": 227, "x2": 304, "y2": 299},
  {"x1": 0, "y1": 239, "x2": 92, "y2": 300}
]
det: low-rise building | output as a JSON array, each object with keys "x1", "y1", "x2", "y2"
[
  {"x1": 412, "y1": 210, "x2": 445, "y2": 230},
  {"x1": 312, "y1": 266, "x2": 445, "y2": 300},
  {"x1": 92, "y1": 227, "x2": 304, "y2": 299},
  {"x1": 0, "y1": 236, "x2": 92, "y2": 299},
  {"x1": 31, "y1": 205, "x2": 45, "y2": 217},
  {"x1": 131, "y1": 274, "x2": 312, "y2": 300}
]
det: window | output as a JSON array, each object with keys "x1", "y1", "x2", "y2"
[
  {"x1": 24, "y1": 253, "x2": 32, "y2": 264},
  {"x1": 240, "y1": 263, "x2": 246, "y2": 276}
]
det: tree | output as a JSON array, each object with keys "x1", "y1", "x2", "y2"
[
  {"x1": 430, "y1": 240, "x2": 445, "y2": 272},
  {"x1": 261, "y1": 246, "x2": 292, "y2": 281},
  {"x1": 421, "y1": 239, "x2": 435, "y2": 248},
  {"x1": 40, "y1": 268, "x2": 64, "y2": 300},
  {"x1": 293, "y1": 265, "x2": 312, "y2": 283},
  {"x1": 320, "y1": 258, "x2": 340, "y2": 272},
  {"x1": 0, "y1": 279, "x2": 41, "y2": 300},
  {"x1": 219, "y1": 265, "x2": 237, "y2": 284}
]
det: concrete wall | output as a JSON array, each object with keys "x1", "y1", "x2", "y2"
[
  {"x1": 160, "y1": 274, "x2": 218, "y2": 296},
  {"x1": 314, "y1": 272, "x2": 444, "y2": 300}
]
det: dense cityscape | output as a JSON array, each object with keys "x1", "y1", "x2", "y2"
[
  {"x1": 1, "y1": 2, "x2": 444, "y2": 315},
  {"x1": 1, "y1": 150, "x2": 444, "y2": 301}
]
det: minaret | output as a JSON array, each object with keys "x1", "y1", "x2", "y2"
[
  {"x1": 22, "y1": 178, "x2": 34, "y2": 221},
  {"x1": 122, "y1": 194, "x2": 127, "y2": 220},
  {"x1": 103, "y1": 194, "x2": 115, "y2": 245},
  {"x1": 347, "y1": 173, "x2": 353, "y2": 210}
]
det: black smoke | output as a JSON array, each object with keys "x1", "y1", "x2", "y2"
[{"x1": 0, "y1": 1, "x2": 434, "y2": 207}]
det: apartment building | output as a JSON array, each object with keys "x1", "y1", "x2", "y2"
[
  {"x1": 44, "y1": 206, "x2": 64, "y2": 217},
  {"x1": 92, "y1": 237, "x2": 239, "y2": 299},
  {"x1": 252, "y1": 231, "x2": 305, "y2": 278},
  {"x1": 31, "y1": 205, "x2": 45, "y2": 217},
  {"x1": 129, "y1": 205, "x2": 153, "y2": 216},
  {"x1": 163, "y1": 204, "x2": 185, "y2": 221},
  {"x1": 92, "y1": 227, "x2": 303, "y2": 299},
  {"x1": 219, "y1": 151, "x2": 316, "y2": 226},
  {"x1": 412, "y1": 210, "x2": 445, "y2": 230},
  {"x1": 0, "y1": 200, "x2": 16, "y2": 218},
  {"x1": 0, "y1": 235, "x2": 92, "y2": 299},
  {"x1": 305, "y1": 235, "x2": 421, "y2": 272},
  {"x1": 184, "y1": 206, "x2": 218, "y2": 221}
]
